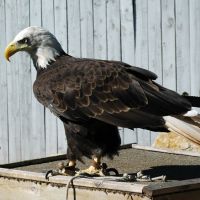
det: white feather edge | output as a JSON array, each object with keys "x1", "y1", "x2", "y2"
[
  {"x1": 164, "y1": 116, "x2": 200, "y2": 145},
  {"x1": 183, "y1": 109, "x2": 199, "y2": 117}
]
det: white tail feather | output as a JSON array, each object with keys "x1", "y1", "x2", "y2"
[{"x1": 164, "y1": 116, "x2": 200, "y2": 145}]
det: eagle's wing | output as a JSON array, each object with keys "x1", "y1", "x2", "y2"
[
  {"x1": 34, "y1": 59, "x2": 147, "y2": 112},
  {"x1": 33, "y1": 58, "x2": 191, "y2": 130}
]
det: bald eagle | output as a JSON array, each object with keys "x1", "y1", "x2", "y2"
[{"x1": 5, "y1": 26, "x2": 200, "y2": 176}]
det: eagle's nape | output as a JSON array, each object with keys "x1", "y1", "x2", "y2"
[{"x1": 4, "y1": 26, "x2": 200, "y2": 178}]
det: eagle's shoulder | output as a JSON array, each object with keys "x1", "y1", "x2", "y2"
[{"x1": 76, "y1": 58, "x2": 158, "y2": 81}]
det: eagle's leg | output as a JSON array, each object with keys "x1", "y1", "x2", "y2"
[{"x1": 45, "y1": 160, "x2": 77, "y2": 179}]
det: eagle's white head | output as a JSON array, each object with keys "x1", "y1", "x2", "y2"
[{"x1": 4, "y1": 26, "x2": 66, "y2": 69}]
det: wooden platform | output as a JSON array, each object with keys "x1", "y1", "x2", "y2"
[{"x1": 0, "y1": 147, "x2": 200, "y2": 200}]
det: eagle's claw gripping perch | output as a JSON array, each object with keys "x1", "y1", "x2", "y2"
[
  {"x1": 45, "y1": 170, "x2": 57, "y2": 180},
  {"x1": 101, "y1": 163, "x2": 119, "y2": 176},
  {"x1": 45, "y1": 162, "x2": 78, "y2": 180},
  {"x1": 76, "y1": 162, "x2": 119, "y2": 177}
]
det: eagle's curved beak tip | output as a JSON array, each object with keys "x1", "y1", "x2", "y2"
[
  {"x1": 5, "y1": 48, "x2": 11, "y2": 62},
  {"x1": 6, "y1": 56, "x2": 10, "y2": 62},
  {"x1": 4, "y1": 42, "x2": 17, "y2": 62}
]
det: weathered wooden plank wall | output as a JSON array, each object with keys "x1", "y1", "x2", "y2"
[
  {"x1": 30, "y1": 0, "x2": 46, "y2": 161},
  {"x1": 0, "y1": 0, "x2": 200, "y2": 164}
]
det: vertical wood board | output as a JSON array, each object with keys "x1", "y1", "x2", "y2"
[
  {"x1": 29, "y1": 0, "x2": 46, "y2": 159},
  {"x1": 5, "y1": 0, "x2": 22, "y2": 163},
  {"x1": 0, "y1": 0, "x2": 9, "y2": 164}
]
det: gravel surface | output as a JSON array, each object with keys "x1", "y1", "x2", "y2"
[{"x1": 16, "y1": 148, "x2": 200, "y2": 180}]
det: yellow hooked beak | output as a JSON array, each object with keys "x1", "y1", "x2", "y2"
[
  {"x1": 4, "y1": 42, "x2": 18, "y2": 61},
  {"x1": 4, "y1": 41, "x2": 28, "y2": 61}
]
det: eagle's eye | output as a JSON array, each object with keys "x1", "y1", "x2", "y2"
[{"x1": 18, "y1": 37, "x2": 30, "y2": 45}]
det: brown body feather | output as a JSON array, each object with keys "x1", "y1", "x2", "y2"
[{"x1": 33, "y1": 55, "x2": 192, "y2": 160}]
